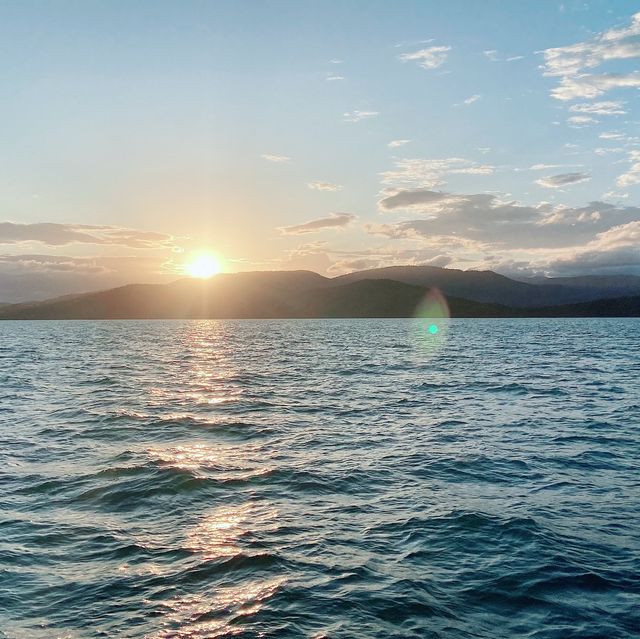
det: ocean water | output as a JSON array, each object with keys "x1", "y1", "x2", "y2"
[{"x1": 1, "y1": 318, "x2": 639, "y2": 639}]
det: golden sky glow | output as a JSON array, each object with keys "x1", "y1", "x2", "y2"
[{"x1": 184, "y1": 253, "x2": 223, "y2": 279}]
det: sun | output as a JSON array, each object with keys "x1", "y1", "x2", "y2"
[{"x1": 184, "y1": 253, "x2": 222, "y2": 279}]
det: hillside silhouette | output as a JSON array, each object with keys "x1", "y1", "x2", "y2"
[{"x1": 0, "y1": 266, "x2": 639, "y2": 319}]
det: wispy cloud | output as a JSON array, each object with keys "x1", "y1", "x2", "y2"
[
  {"x1": 535, "y1": 172, "x2": 591, "y2": 188},
  {"x1": 542, "y1": 12, "x2": 640, "y2": 100},
  {"x1": 388, "y1": 139, "x2": 411, "y2": 148},
  {"x1": 483, "y1": 50, "x2": 499, "y2": 62},
  {"x1": 279, "y1": 213, "x2": 356, "y2": 235},
  {"x1": 343, "y1": 110, "x2": 379, "y2": 123},
  {"x1": 381, "y1": 157, "x2": 494, "y2": 190},
  {"x1": 616, "y1": 150, "x2": 640, "y2": 188},
  {"x1": 529, "y1": 163, "x2": 565, "y2": 171},
  {"x1": 261, "y1": 154, "x2": 291, "y2": 163},
  {"x1": 569, "y1": 100, "x2": 627, "y2": 115},
  {"x1": 567, "y1": 115, "x2": 598, "y2": 127},
  {"x1": 308, "y1": 181, "x2": 343, "y2": 192},
  {"x1": 463, "y1": 94, "x2": 481, "y2": 105},
  {"x1": 0, "y1": 222, "x2": 174, "y2": 249},
  {"x1": 399, "y1": 45, "x2": 451, "y2": 70},
  {"x1": 326, "y1": 74, "x2": 345, "y2": 81}
]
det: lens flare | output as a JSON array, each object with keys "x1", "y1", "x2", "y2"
[{"x1": 412, "y1": 288, "x2": 451, "y2": 357}]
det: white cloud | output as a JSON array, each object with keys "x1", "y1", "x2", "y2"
[
  {"x1": 326, "y1": 74, "x2": 345, "y2": 81},
  {"x1": 542, "y1": 12, "x2": 640, "y2": 100},
  {"x1": 463, "y1": 94, "x2": 481, "y2": 105},
  {"x1": 567, "y1": 115, "x2": 598, "y2": 127},
  {"x1": 381, "y1": 157, "x2": 494, "y2": 190},
  {"x1": 535, "y1": 172, "x2": 591, "y2": 188},
  {"x1": 599, "y1": 131, "x2": 625, "y2": 140},
  {"x1": 279, "y1": 213, "x2": 356, "y2": 235},
  {"x1": 616, "y1": 150, "x2": 640, "y2": 187},
  {"x1": 569, "y1": 100, "x2": 627, "y2": 115},
  {"x1": 343, "y1": 110, "x2": 379, "y2": 123},
  {"x1": 552, "y1": 72, "x2": 640, "y2": 101},
  {"x1": 529, "y1": 163, "x2": 565, "y2": 171},
  {"x1": 399, "y1": 45, "x2": 451, "y2": 70},
  {"x1": 506, "y1": 55, "x2": 524, "y2": 62},
  {"x1": 388, "y1": 139, "x2": 411, "y2": 148},
  {"x1": 308, "y1": 181, "x2": 343, "y2": 192},
  {"x1": 483, "y1": 50, "x2": 499, "y2": 62},
  {"x1": 261, "y1": 154, "x2": 291, "y2": 163}
]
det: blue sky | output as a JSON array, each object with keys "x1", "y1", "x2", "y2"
[{"x1": 1, "y1": 0, "x2": 639, "y2": 300}]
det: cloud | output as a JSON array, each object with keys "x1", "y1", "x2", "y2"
[
  {"x1": 529, "y1": 163, "x2": 565, "y2": 171},
  {"x1": 381, "y1": 157, "x2": 494, "y2": 190},
  {"x1": 308, "y1": 181, "x2": 343, "y2": 192},
  {"x1": 546, "y1": 221, "x2": 640, "y2": 275},
  {"x1": 567, "y1": 115, "x2": 598, "y2": 127},
  {"x1": 0, "y1": 222, "x2": 174, "y2": 249},
  {"x1": 261, "y1": 154, "x2": 291, "y2": 163},
  {"x1": 326, "y1": 74, "x2": 345, "y2": 81},
  {"x1": 616, "y1": 150, "x2": 640, "y2": 187},
  {"x1": 343, "y1": 110, "x2": 379, "y2": 123},
  {"x1": 551, "y1": 72, "x2": 640, "y2": 101},
  {"x1": 535, "y1": 172, "x2": 591, "y2": 188},
  {"x1": 378, "y1": 189, "x2": 466, "y2": 212},
  {"x1": 0, "y1": 254, "x2": 170, "y2": 302},
  {"x1": 279, "y1": 213, "x2": 356, "y2": 235},
  {"x1": 368, "y1": 187, "x2": 640, "y2": 252},
  {"x1": 483, "y1": 50, "x2": 499, "y2": 62},
  {"x1": 463, "y1": 94, "x2": 481, "y2": 105},
  {"x1": 542, "y1": 12, "x2": 640, "y2": 100},
  {"x1": 399, "y1": 45, "x2": 451, "y2": 70},
  {"x1": 569, "y1": 100, "x2": 627, "y2": 115},
  {"x1": 599, "y1": 131, "x2": 625, "y2": 140},
  {"x1": 325, "y1": 252, "x2": 454, "y2": 275},
  {"x1": 595, "y1": 147, "x2": 625, "y2": 156},
  {"x1": 388, "y1": 139, "x2": 411, "y2": 148},
  {"x1": 506, "y1": 55, "x2": 524, "y2": 62}
]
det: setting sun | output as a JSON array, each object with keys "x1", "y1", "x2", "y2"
[{"x1": 184, "y1": 253, "x2": 222, "y2": 279}]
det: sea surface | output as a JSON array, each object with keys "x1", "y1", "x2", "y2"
[{"x1": 1, "y1": 319, "x2": 639, "y2": 639}]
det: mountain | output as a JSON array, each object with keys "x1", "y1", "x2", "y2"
[
  {"x1": 517, "y1": 274, "x2": 640, "y2": 299},
  {"x1": 330, "y1": 265, "x2": 611, "y2": 307},
  {"x1": 0, "y1": 268, "x2": 638, "y2": 320}
]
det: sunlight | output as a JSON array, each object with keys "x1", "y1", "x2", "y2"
[{"x1": 184, "y1": 253, "x2": 222, "y2": 279}]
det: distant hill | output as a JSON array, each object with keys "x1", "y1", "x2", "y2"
[
  {"x1": 331, "y1": 265, "x2": 633, "y2": 307},
  {"x1": 517, "y1": 274, "x2": 640, "y2": 299},
  {"x1": 0, "y1": 268, "x2": 638, "y2": 319}
]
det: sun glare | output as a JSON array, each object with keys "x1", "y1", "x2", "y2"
[{"x1": 185, "y1": 253, "x2": 222, "y2": 279}]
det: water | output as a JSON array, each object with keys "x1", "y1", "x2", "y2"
[{"x1": 1, "y1": 319, "x2": 639, "y2": 639}]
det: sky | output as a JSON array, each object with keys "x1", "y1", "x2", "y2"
[{"x1": 1, "y1": 0, "x2": 640, "y2": 301}]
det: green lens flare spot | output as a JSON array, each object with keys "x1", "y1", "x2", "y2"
[{"x1": 428, "y1": 324, "x2": 439, "y2": 335}]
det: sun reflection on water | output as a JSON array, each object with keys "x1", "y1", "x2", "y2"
[
  {"x1": 185, "y1": 501, "x2": 278, "y2": 561},
  {"x1": 153, "y1": 577, "x2": 286, "y2": 639},
  {"x1": 147, "y1": 443, "x2": 274, "y2": 481}
]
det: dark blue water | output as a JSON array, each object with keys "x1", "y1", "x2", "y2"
[{"x1": 1, "y1": 319, "x2": 639, "y2": 638}]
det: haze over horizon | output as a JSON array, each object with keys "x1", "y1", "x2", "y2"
[{"x1": 2, "y1": 1, "x2": 640, "y2": 302}]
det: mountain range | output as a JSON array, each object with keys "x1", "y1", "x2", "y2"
[{"x1": 1, "y1": 266, "x2": 639, "y2": 319}]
